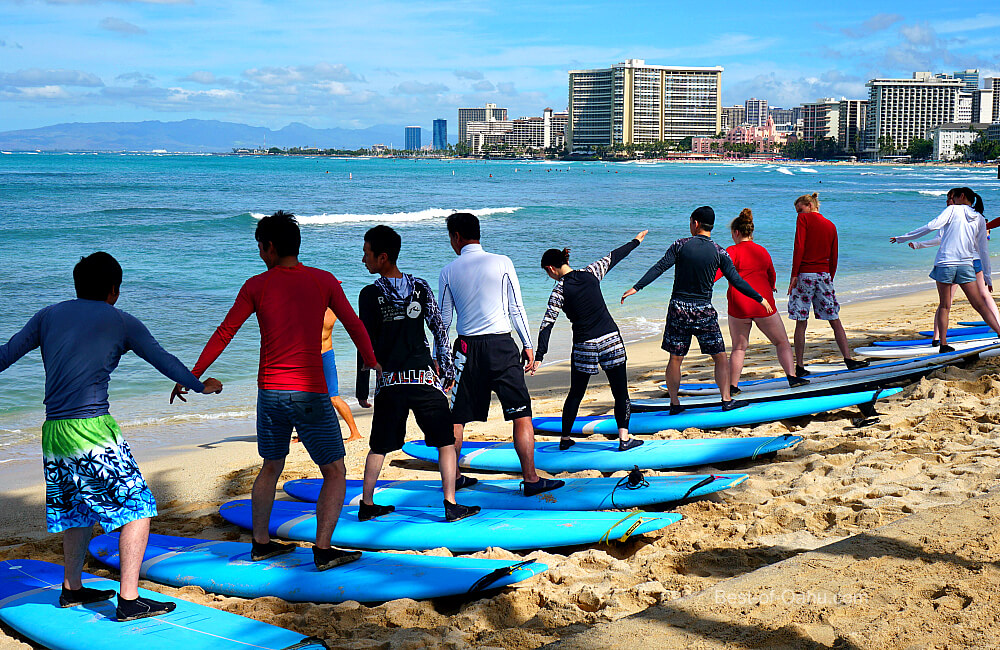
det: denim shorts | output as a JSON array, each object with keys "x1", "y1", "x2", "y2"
[
  {"x1": 256, "y1": 390, "x2": 344, "y2": 466},
  {"x1": 929, "y1": 265, "x2": 977, "y2": 285}
]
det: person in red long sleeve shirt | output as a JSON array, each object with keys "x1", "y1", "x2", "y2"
[
  {"x1": 170, "y1": 211, "x2": 379, "y2": 571},
  {"x1": 786, "y1": 193, "x2": 868, "y2": 377}
]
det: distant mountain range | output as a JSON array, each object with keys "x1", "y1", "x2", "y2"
[{"x1": 0, "y1": 119, "x2": 419, "y2": 152}]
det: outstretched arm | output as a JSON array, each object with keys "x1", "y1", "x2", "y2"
[
  {"x1": 625, "y1": 239, "x2": 679, "y2": 302},
  {"x1": 191, "y1": 283, "x2": 255, "y2": 378},
  {"x1": 124, "y1": 313, "x2": 206, "y2": 393},
  {"x1": 719, "y1": 251, "x2": 766, "y2": 306},
  {"x1": 892, "y1": 207, "x2": 955, "y2": 244},
  {"x1": 585, "y1": 231, "x2": 646, "y2": 281},
  {"x1": 0, "y1": 310, "x2": 43, "y2": 373},
  {"x1": 535, "y1": 283, "x2": 564, "y2": 363}
]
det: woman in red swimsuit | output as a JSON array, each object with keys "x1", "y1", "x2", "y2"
[{"x1": 718, "y1": 209, "x2": 808, "y2": 391}]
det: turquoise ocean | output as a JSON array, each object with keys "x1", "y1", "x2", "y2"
[{"x1": 1, "y1": 153, "x2": 998, "y2": 461}]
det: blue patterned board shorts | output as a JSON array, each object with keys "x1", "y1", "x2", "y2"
[
  {"x1": 257, "y1": 389, "x2": 345, "y2": 466},
  {"x1": 572, "y1": 331, "x2": 627, "y2": 375},
  {"x1": 662, "y1": 299, "x2": 726, "y2": 357},
  {"x1": 42, "y1": 415, "x2": 157, "y2": 534},
  {"x1": 788, "y1": 272, "x2": 840, "y2": 321}
]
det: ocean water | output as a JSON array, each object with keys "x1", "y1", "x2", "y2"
[{"x1": 1, "y1": 153, "x2": 998, "y2": 459}]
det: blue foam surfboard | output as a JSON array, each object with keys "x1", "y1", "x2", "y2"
[
  {"x1": 958, "y1": 321, "x2": 987, "y2": 327},
  {"x1": 674, "y1": 343, "x2": 998, "y2": 394},
  {"x1": 283, "y1": 475, "x2": 749, "y2": 510},
  {"x1": 873, "y1": 331, "x2": 993, "y2": 347},
  {"x1": 534, "y1": 388, "x2": 900, "y2": 435},
  {"x1": 0, "y1": 559, "x2": 323, "y2": 650},
  {"x1": 403, "y1": 435, "x2": 803, "y2": 473},
  {"x1": 89, "y1": 533, "x2": 546, "y2": 602},
  {"x1": 219, "y1": 500, "x2": 681, "y2": 552},
  {"x1": 636, "y1": 366, "x2": 941, "y2": 411},
  {"x1": 917, "y1": 325, "x2": 990, "y2": 337}
]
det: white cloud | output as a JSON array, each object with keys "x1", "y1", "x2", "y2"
[
  {"x1": 242, "y1": 63, "x2": 361, "y2": 86},
  {"x1": 454, "y1": 69, "x2": 484, "y2": 80},
  {"x1": 99, "y1": 16, "x2": 146, "y2": 35},
  {"x1": 841, "y1": 14, "x2": 904, "y2": 38},
  {"x1": 392, "y1": 80, "x2": 448, "y2": 95}
]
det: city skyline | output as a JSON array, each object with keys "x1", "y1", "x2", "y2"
[{"x1": 1, "y1": 1, "x2": 998, "y2": 132}]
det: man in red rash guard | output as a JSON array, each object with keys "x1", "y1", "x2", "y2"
[
  {"x1": 786, "y1": 193, "x2": 868, "y2": 377},
  {"x1": 171, "y1": 211, "x2": 379, "y2": 571}
]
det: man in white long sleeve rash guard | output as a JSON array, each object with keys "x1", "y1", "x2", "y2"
[{"x1": 439, "y1": 212, "x2": 563, "y2": 497}]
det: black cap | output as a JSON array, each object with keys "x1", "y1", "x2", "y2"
[{"x1": 691, "y1": 206, "x2": 715, "y2": 226}]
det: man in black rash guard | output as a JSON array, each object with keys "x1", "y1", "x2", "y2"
[
  {"x1": 622, "y1": 206, "x2": 773, "y2": 413},
  {"x1": 356, "y1": 225, "x2": 480, "y2": 523},
  {"x1": 533, "y1": 231, "x2": 647, "y2": 451}
]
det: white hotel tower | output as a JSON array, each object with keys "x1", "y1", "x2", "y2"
[
  {"x1": 567, "y1": 59, "x2": 722, "y2": 150},
  {"x1": 862, "y1": 72, "x2": 965, "y2": 157}
]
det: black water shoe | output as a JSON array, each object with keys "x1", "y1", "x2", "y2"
[
  {"x1": 251, "y1": 539, "x2": 296, "y2": 561},
  {"x1": 730, "y1": 385, "x2": 742, "y2": 395},
  {"x1": 444, "y1": 500, "x2": 481, "y2": 522},
  {"x1": 455, "y1": 475, "x2": 479, "y2": 490},
  {"x1": 787, "y1": 375, "x2": 810, "y2": 388},
  {"x1": 619, "y1": 438, "x2": 644, "y2": 452},
  {"x1": 116, "y1": 595, "x2": 176, "y2": 622},
  {"x1": 721, "y1": 399, "x2": 749, "y2": 412},
  {"x1": 844, "y1": 358, "x2": 870, "y2": 370},
  {"x1": 313, "y1": 546, "x2": 362, "y2": 571},
  {"x1": 939, "y1": 345, "x2": 956, "y2": 354},
  {"x1": 795, "y1": 365, "x2": 811, "y2": 377},
  {"x1": 523, "y1": 477, "x2": 564, "y2": 497},
  {"x1": 668, "y1": 404, "x2": 685, "y2": 416},
  {"x1": 559, "y1": 438, "x2": 576, "y2": 451},
  {"x1": 358, "y1": 502, "x2": 395, "y2": 521},
  {"x1": 60, "y1": 586, "x2": 115, "y2": 608}
]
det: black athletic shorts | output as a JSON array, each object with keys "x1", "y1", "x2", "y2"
[
  {"x1": 370, "y1": 384, "x2": 455, "y2": 455},
  {"x1": 450, "y1": 333, "x2": 532, "y2": 424}
]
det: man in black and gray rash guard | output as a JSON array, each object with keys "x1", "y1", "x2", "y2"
[
  {"x1": 622, "y1": 206, "x2": 773, "y2": 413},
  {"x1": 439, "y1": 212, "x2": 563, "y2": 498}
]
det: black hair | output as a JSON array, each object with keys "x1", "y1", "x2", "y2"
[
  {"x1": 364, "y1": 224, "x2": 402, "y2": 264},
  {"x1": 446, "y1": 212, "x2": 481, "y2": 241},
  {"x1": 540, "y1": 248, "x2": 570, "y2": 268},
  {"x1": 691, "y1": 205, "x2": 715, "y2": 231},
  {"x1": 255, "y1": 210, "x2": 300, "y2": 257},
  {"x1": 950, "y1": 187, "x2": 985, "y2": 215},
  {"x1": 74, "y1": 251, "x2": 123, "y2": 301}
]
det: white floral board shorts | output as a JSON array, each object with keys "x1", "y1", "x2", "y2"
[{"x1": 788, "y1": 272, "x2": 840, "y2": 321}]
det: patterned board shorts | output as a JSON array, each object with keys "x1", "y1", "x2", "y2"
[
  {"x1": 662, "y1": 299, "x2": 726, "y2": 357},
  {"x1": 787, "y1": 272, "x2": 840, "y2": 321},
  {"x1": 42, "y1": 414, "x2": 157, "y2": 534},
  {"x1": 572, "y1": 331, "x2": 627, "y2": 375}
]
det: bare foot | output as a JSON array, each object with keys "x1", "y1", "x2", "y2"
[{"x1": 345, "y1": 434, "x2": 363, "y2": 442}]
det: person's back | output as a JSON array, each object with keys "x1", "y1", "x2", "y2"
[
  {"x1": 935, "y1": 204, "x2": 987, "y2": 268},
  {"x1": 726, "y1": 240, "x2": 776, "y2": 313},
  {"x1": 439, "y1": 245, "x2": 529, "y2": 338},
  {"x1": 792, "y1": 211, "x2": 837, "y2": 276},
  {"x1": 359, "y1": 274, "x2": 442, "y2": 374}
]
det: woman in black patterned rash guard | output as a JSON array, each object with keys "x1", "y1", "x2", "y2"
[{"x1": 532, "y1": 231, "x2": 647, "y2": 452}]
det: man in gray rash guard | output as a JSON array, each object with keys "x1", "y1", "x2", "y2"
[
  {"x1": 439, "y1": 212, "x2": 563, "y2": 497},
  {"x1": 622, "y1": 206, "x2": 772, "y2": 413}
]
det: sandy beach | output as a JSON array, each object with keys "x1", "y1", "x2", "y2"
[{"x1": 2, "y1": 285, "x2": 1000, "y2": 649}]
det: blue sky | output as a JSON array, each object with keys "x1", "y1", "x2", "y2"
[{"x1": 1, "y1": 0, "x2": 998, "y2": 132}]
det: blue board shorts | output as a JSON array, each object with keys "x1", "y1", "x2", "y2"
[
  {"x1": 256, "y1": 390, "x2": 345, "y2": 466},
  {"x1": 42, "y1": 414, "x2": 157, "y2": 534},
  {"x1": 929, "y1": 264, "x2": 977, "y2": 284},
  {"x1": 662, "y1": 299, "x2": 726, "y2": 357},
  {"x1": 322, "y1": 349, "x2": 339, "y2": 397}
]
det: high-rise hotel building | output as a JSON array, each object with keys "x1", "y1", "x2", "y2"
[
  {"x1": 458, "y1": 103, "x2": 507, "y2": 145},
  {"x1": 862, "y1": 72, "x2": 964, "y2": 157},
  {"x1": 567, "y1": 59, "x2": 722, "y2": 149}
]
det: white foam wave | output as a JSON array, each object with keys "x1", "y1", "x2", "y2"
[
  {"x1": 918, "y1": 190, "x2": 949, "y2": 196},
  {"x1": 250, "y1": 206, "x2": 522, "y2": 225},
  {"x1": 117, "y1": 410, "x2": 256, "y2": 428},
  {"x1": 799, "y1": 167, "x2": 818, "y2": 173},
  {"x1": 776, "y1": 167, "x2": 794, "y2": 175}
]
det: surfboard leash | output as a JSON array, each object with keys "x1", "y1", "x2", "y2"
[
  {"x1": 610, "y1": 465, "x2": 649, "y2": 509},
  {"x1": 750, "y1": 433, "x2": 792, "y2": 459},
  {"x1": 680, "y1": 474, "x2": 718, "y2": 501},
  {"x1": 466, "y1": 559, "x2": 537, "y2": 593},
  {"x1": 599, "y1": 510, "x2": 656, "y2": 544}
]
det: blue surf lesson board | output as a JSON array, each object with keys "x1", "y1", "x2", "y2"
[
  {"x1": 403, "y1": 434, "x2": 803, "y2": 473},
  {"x1": 672, "y1": 343, "x2": 1000, "y2": 395},
  {"x1": 0, "y1": 559, "x2": 323, "y2": 650},
  {"x1": 873, "y1": 331, "x2": 995, "y2": 347},
  {"x1": 89, "y1": 533, "x2": 546, "y2": 602},
  {"x1": 635, "y1": 366, "x2": 941, "y2": 411},
  {"x1": 917, "y1": 325, "x2": 991, "y2": 337},
  {"x1": 283, "y1": 474, "x2": 749, "y2": 510},
  {"x1": 856, "y1": 338, "x2": 1000, "y2": 359},
  {"x1": 219, "y1": 500, "x2": 681, "y2": 552},
  {"x1": 958, "y1": 321, "x2": 987, "y2": 327},
  {"x1": 534, "y1": 388, "x2": 901, "y2": 435}
]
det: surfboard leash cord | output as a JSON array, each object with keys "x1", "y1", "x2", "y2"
[
  {"x1": 599, "y1": 511, "x2": 656, "y2": 544},
  {"x1": 610, "y1": 466, "x2": 649, "y2": 509},
  {"x1": 466, "y1": 559, "x2": 537, "y2": 593}
]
